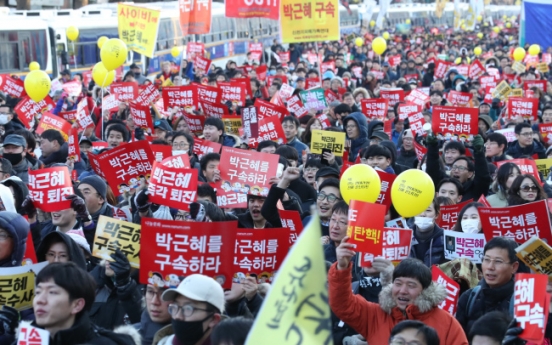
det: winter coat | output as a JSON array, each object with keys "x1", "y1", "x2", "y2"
[
  {"x1": 409, "y1": 225, "x2": 447, "y2": 267},
  {"x1": 237, "y1": 211, "x2": 274, "y2": 228},
  {"x1": 486, "y1": 189, "x2": 509, "y2": 207},
  {"x1": 2, "y1": 177, "x2": 29, "y2": 215},
  {"x1": 11, "y1": 158, "x2": 37, "y2": 184},
  {"x1": 220, "y1": 133, "x2": 241, "y2": 148},
  {"x1": 225, "y1": 294, "x2": 263, "y2": 318},
  {"x1": 134, "y1": 310, "x2": 170, "y2": 345},
  {"x1": 0, "y1": 211, "x2": 29, "y2": 267},
  {"x1": 286, "y1": 137, "x2": 308, "y2": 164},
  {"x1": 397, "y1": 148, "x2": 419, "y2": 169},
  {"x1": 260, "y1": 184, "x2": 304, "y2": 228},
  {"x1": 328, "y1": 262, "x2": 468, "y2": 345},
  {"x1": 506, "y1": 140, "x2": 546, "y2": 159},
  {"x1": 343, "y1": 112, "x2": 369, "y2": 162},
  {"x1": 39, "y1": 142, "x2": 69, "y2": 167},
  {"x1": 36, "y1": 231, "x2": 88, "y2": 270}
]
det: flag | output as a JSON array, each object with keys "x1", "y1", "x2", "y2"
[{"x1": 245, "y1": 214, "x2": 333, "y2": 345}]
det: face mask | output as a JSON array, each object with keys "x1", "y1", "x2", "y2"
[
  {"x1": 461, "y1": 219, "x2": 480, "y2": 234},
  {"x1": 134, "y1": 72, "x2": 141, "y2": 78},
  {"x1": 0, "y1": 115, "x2": 10, "y2": 125},
  {"x1": 172, "y1": 150, "x2": 187, "y2": 156},
  {"x1": 3, "y1": 152, "x2": 22, "y2": 166},
  {"x1": 414, "y1": 216, "x2": 434, "y2": 231},
  {"x1": 172, "y1": 314, "x2": 212, "y2": 345}
]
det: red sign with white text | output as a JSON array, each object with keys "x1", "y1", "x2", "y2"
[
  {"x1": 248, "y1": 116, "x2": 287, "y2": 148},
  {"x1": 524, "y1": 80, "x2": 547, "y2": 93},
  {"x1": 224, "y1": 0, "x2": 278, "y2": 19},
  {"x1": 432, "y1": 105, "x2": 478, "y2": 138},
  {"x1": 179, "y1": 0, "x2": 211, "y2": 35},
  {"x1": 36, "y1": 112, "x2": 71, "y2": 141},
  {"x1": 192, "y1": 137, "x2": 222, "y2": 160},
  {"x1": 359, "y1": 228, "x2": 413, "y2": 266},
  {"x1": 432, "y1": 265, "x2": 460, "y2": 315},
  {"x1": 137, "y1": 83, "x2": 161, "y2": 106},
  {"x1": 195, "y1": 83, "x2": 222, "y2": 104},
  {"x1": 376, "y1": 170, "x2": 396, "y2": 210},
  {"x1": 219, "y1": 81, "x2": 246, "y2": 106},
  {"x1": 405, "y1": 89, "x2": 430, "y2": 107},
  {"x1": 437, "y1": 200, "x2": 472, "y2": 230},
  {"x1": 468, "y1": 60, "x2": 486, "y2": 80},
  {"x1": 434, "y1": 60, "x2": 452, "y2": 79},
  {"x1": 254, "y1": 98, "x2": 288, "y2": 121},
  {"x1": 195, "y1": 55, "x2": 212, "y2": 74},
  {"x1": 514, "y1": 273, "x2": 549, "y2": 343},
  {"x1": 287, "y1": 95, "x2": 309, "y2": 118},
  {"x1": 67, "y1": 128, "x2": 80, "y2": 162},
  {"x1": 15, "y1": 96, "x2": 55, "y2": 130},
  {"x1": 162, "y1": 86, "x2": 197, "y2": 111},
  {"x1": 361, "y1": 98, "x2": 388, "y2": 121},
  {"x1": 148, "y1": 162, "x2": 197, "y2": 211},
  {"x1": 380, "y1": 88, "x2": 405, "y2": 107},
  {"x1": 28, "y1": 167, "x2": 74, "y2": 212},
  {"x1": 447, "y1": 91, "x2": 472, "y2": 107},
  {"x1": 111, "y1": 82, "x2": 139, "y2": 102},
  {"x1": 396, "y1": 102, "x2": 421, "y2": 121},
  {"x1": 507, "y1": 97, "x2": 539, "y2": 121},
  {"x1": 346, "y1": 200, "x2": 386, "y2": 253},
  {"x1": 496, "y1": 159, "x2": 541, "y2": 183},
  {"x1": 130, "y1": 102, "x2": 153, "y2": 131},
  {"x1": 279, "y1": 209, "x2": 304, "y2": 244},
  {"x1": 0, "y1": 75, "x2": 25, "y2": 98}
]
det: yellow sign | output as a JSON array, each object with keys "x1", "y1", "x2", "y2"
[
  {"x1": 279, "y1": 0, "x2": 339, "y2": 43},
  {"x1": 0, "y1": 262, "x2": 47, "y2": 310},
  {"x1": 512, "y1": 61, "x2": 526, "y2": 74},
  {"x1": 535, "y1": 158, "x2": 552, "y2": 178},
  {"x1": 93, "y1": 215, "x2": 141, "y2": 268},
  {"x1": 222, "y1": 116, "x2": 242, "y2": 136},
  {"x1": 516, "y1": 236, "x2": 552, "y2": 281},
  {"x1": 311, "y1": 129, "x2": 346, "y2": 157},
  {"x1": 538, "y1": 62, "x2": 550, "y2": 74},
  {"x1": 435, "y1": 0, "x2": 446, "y2": 18},
  {"x1": 245, "y1": 214, "x2": 331, "y2": 344},
  {"x1": 118, "y1": 4, "x2": 161, "y2": 58},
  {"x1": 509, "y1": 88, "x2": 523, "y2": 98},
  {"x1": 492, "y1": 80, "x2": 512, "y2": 100}
]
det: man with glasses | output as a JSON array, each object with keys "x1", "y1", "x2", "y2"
[
  {"x1": 456, "y1": 237, "x2": 520, "y2": 334},
  {"x1": 301, "y1": 177, "x2": 341, "y2": 237},
  {"x1": 157, "y1": 274, "x2": 224, "y2": 345},
  {"x1": 506, "y1": 122, "x2": 546, "y2": 159},
  {"x1": 388, "y1": 321, "x2": 440, "y2": 345}
]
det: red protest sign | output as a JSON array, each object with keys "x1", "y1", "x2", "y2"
[
  {"x1": 496, "y1": 159, "x2": 541, "y2": 183},
  {"x1": 179, "y1": 0, "x2": 211, "y2": 34},
  {"x1": 182, "y1": 112, "x2": 206, "y2": 136},
  {"x1": 15, "y1": 96, "x2": 55, "y2": 130},
  {"x1": 409, "y1": 111, "x2": 426, "y2": 136},
  {"x1": 279, "y1": 209, "x2": 304, "y2": 244},
  {"x1": 287, "y1": 95, "x2": 309, "y2": 118},
  {"x1": 414, "y1": 141, "x2": 427, "y2": 161},
  {"x1": 380, "y1": 88, "x2": 404, "y2": 107},
  {"x1": 150, "y1": 144, "x2": 173, "y2": 162},
  {"x1": 435, "y1": 60, "x2": 452, "y2": 79},
  {"x1": 218, "y1": 147, "x2": 278, "y2": 197},
  {"x1": 361, "y1": 98, "x2": 388, "y2": 121},
  {"x1": 136, "y1": 83, "x2": 161, "y2": 106},
  {"x1": 233, "y1": 228, "x2": 291, "y2": 281},
  {"x1": 266, "y1": 75, "x2": 288, "y2": 87},
  {"x1": 192, "y1": 137, "x2": 222, "y2": 160},
  {"x1": 514, "y1": 273, "x2": 549, "y2": 343},
  {"x1": 468, "y1": 60, "x2": 486, "y2": 80},
  {"x1": 359, "y1": 228, "x2": 413, "y2": 266},
  {"x1": 17, "y1": 324, "x2": 49, "y2": 345},
  {"x1": 278, "y1": 51, "x2": 290, "y2": 63},
  {"x1": 130, "y1": 101, "x2": 153, "y2": 131},
  {"x1": 248, "y1": 42, "x2": 263, "y2": 62},
  {"x1": 248, "y1": 116, "x2": 287, "y2": 149},
  {"x1": 195, "y1": 55, "x2": 212, "y2": 74},
  {"x1": 447, "y1": 91, "x2": 473, "y2": 107},
  {"x1": 200, "y1": 101, "x2": 229, "y2": 119},
  {"x1": 321, "y1": 61, "x2": 335, "y2": 74},
  {"x1": 480, "y1": 200, "x2": 552, "y2": 244},
  {"x1": 539, "y1": 124, "x2": 552, "y2": 146},
  {"x1": 194, "y1": 83, "x2": 222, "y2": 104},
  {"x1": 305, "y1": 78, "x2": 321, "y2": 89},
  {"x1": 346, "y1": 200, "x2": 386, "y2": 253},
  {"x1": 140, "y1": 218, "x2": 237, "y2": 289},
  {"x1": 456, "y1": 64, "x2": 469, "y2": 77},
  {"x1": 219, "y1": 81, "x2": 246, "y2": 106},
  {"x1": 404, "y1": 73, "x2": 418, "y2": 82},
  {"x1": 67, "y1": 128, "x2": 80, "y2": 162},
  {"x1": 479, "y1": 75, "x2": 498, "y2": 90},
  {"x1": 278, "y1": 83, "x2": 295, "y2": 101},
  {"x1": 59, "y1": 110, "x2": 77, "y2": 123},
  {"x1": 396, "y1": 102, "x2": 420, "y2": 121},
  {"x1": 388, "y1": 55, "x2": 401, "y2": 67},
  {"x1": 432, "y1": 265, "x2": 460, "y2": 315},
  {"x1": 186, "y1": 42, "x2": 205, "y2": 60},
  {"x1": 110, "y1": 82, "x2": 138, "y2": 102},
  {"x1": 432, "y1": 105, "x2": 478, "y2": 139},
  {"x1": 162, "y1": 153, "x2": 191, "y2": 168},
  {"x1": 102, "y1": 94, "x2": 119, "y2": 112},
  {"x1": 28, "y1": 167, "x2": 74, "y2": 212},
  {"x1": 376, "y1": 170, "x2": 396, "y2": 210},
  {"x1": 36, "y1": 113, "x2": 71, "y2": 141},
  {"x1": 254, "y1": 98, "x2": 287, "y2": 121},
  {"x1": 76, "y1": 98, "x2": 94, "y2": 130},
  {"x1": 62, "y1": 81, "x2": 82, "y2": 97},
  {"x1": 524, "y1": 80, "x2": 547, "y2": 93},
  {"x1": 404, "y1": 89, "x2": 430, "y2": 107},
  {"x1": 507, "y1": 97, "x2": 539, "y2": 121},
  {"x1": 148, "y1": 162, "x2": 198, "y2": 211},
  {"x1": 437, "y1": 199, "x2": 472, "y2": 230},
  {"x1": 162, "y1": 86, "x2": 197, "y2": 111},
  {"x1": 324, "y1": 89, "x2": 339, "y2": 104},
  {"x1": 242, "y1": 106, "x2": 259, "y2": 139},
  {"x1": 0, "y1": 75, "x2": 25, "y2": 98}
]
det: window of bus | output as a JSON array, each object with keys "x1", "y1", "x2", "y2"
[
  {"x1": 157, "y1": 18, "x2": 175, "y2": 52},
  {"x1": 173, "y1": 18, "x2": 189, "y2": 47},
  {"x1": 236, "y1": 20, "x2": 249, "y2": 39},
  {"x1": 0, "y1": 30, "x2": 47, "y2": 72}
]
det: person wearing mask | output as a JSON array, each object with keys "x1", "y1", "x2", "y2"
[
  {"x1": 456, "y1": 237, "x2": 520, "y2": 334},
  {"x1": 506, "y1": 122, "x2": 546, "y2": 159},
  {"x1": 38, "y1": 129, "x2": 68, "y2": 167},
  {"x1": 396, "y1": 129, "x2": 418, "y2": 169},
  {"x1": 343, "y1": 112, "x2": 369, "y2": 162},
  {"x1": 409, "y1": 198, "x2": 446, "y2": 267},
  {"x1": 2, "y1": 134, "x2": 36, "y2": 183},
  {"x1": 156, "y1": 274, "x2": 225, "y2": 345},
  {"x1": 487, "y1": 163, "x2": 521, "y2": 207},
  {"x1": 485, "y1": 133, "x2": 512, "y2": 163},
  {"x1": 203, "y1": 117, "x2": 240, "y2": 148},
  {"x1": 281, "y1": 116, "x2": 308, "y2": 164},
  {"x1": 130, "y1": 63, "x2": 147, "y2": 84},
  {"x1": 452, "y1": 202, "x2": 485, "y2": 234}
]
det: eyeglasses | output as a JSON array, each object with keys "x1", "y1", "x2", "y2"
[
  {"x1": 520, "y1": 185, "x2": 538, "y2": 192},
  {"x1": 451, "y1": 165, "x2": 468, "y2": 171},
  {"x1": 317, "y1": 192, "x2": 340, "y2": 203},
  {"x1": 0, "y1": 232, "x2": 10, "y2": 241},
  {"x1": 168, "y1": 303, "x2": 211, "y2": 318},
  {"x1": 519, "y1": 132, "x2": 534, "y2": 137},
  {"x1": 482, "y1": 257, "x2": 511, "y2": 267},
  {"x1": 45, "y1": 252, "x2": 68, "y2": 261},
  {"x1": 304, "y1": 167, "x2": 319, "y2": 173},
  {"x1": 145, "y1": 288, "x2": 164, "y2": 300},
  {"x1": 345, "y1": 125, "x2": 357, "y2": 130},
  {"x1": 172, "y1": 142, "x2": 189, "y2": 150}
]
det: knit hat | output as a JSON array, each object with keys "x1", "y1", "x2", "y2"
[
  {"x1": 478, "y1": 115, "x2": 493, "y2": 130},
  {"x1": 79, "y1": 176, "x2": 107, "y2": 201}
]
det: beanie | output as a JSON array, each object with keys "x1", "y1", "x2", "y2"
[{"x1": 79, "y1": 176, "x2": 107, "y2": 201}]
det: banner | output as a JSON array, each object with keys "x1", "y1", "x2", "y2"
[
  {"x1": 67, "y1": 128, "x2": 80, "y2": 162},
  {"x1": 242, "y1": 106, "x2": 259, "y2": 139},
  {"x1": 496, "y1": 159, "x2": 540, "y2": 183},
  {"x1": 380, "y1": 88, "x2": 405, "y2": 107},
  {"x1": 117, "y1": 3, "x2": 161, "y2": 58},
  {"x1": 140, "y1": 218, "x2": 237, "y2": 289},
  {"x1": 361, "y1": 98, "x2": 388, "y2": 121},
  {"x1": 248, "y1": 116, "x2": 287, "y2": 148},
  {"x1": 279, "y1": 210, "x2": 304, "y2": 243},
  {"x1": 513, "y1": 273, "x2": 549, "y2": 343},
  {"x1": 507, "y1": 97, "x2": 539, "y2": 121},
  {"x1": 93, "y1": 215, "x2": 141, "y2": 268},
  {"x1": 28, "y1": 167, "x2": 74, "y2": 212},
  {"x1": 443, "y1": 230, "x2": 486, "y2": 264},
  {"x1": 447, "y1": 91, "x2": 472, "y2": 107},
  {"x1": 346, "y1": 200, "x2": 386, "y2": 253},
  {"x1": 358, "y1": 228, "x2": 413, "y2": 266},
  {"x1": 404, "y1": 89, "x2": 429, "y2": 107},
  {"x1": 192, "y1": 137, "x2": 222, "y2": 160},
  {"x1": 0, "y1": 262, "x2": 47, "y2": 310},
  {"x1": 179, "y1": 0, "x2": 211, "y2": 35},
  {"x1": 432, "y1": 265, "x2": 460, "y2": 316},
  {"x1": 219, "y1": 81, "x2": 246, "y2": 106},
  {"x1": 35, "y1": 113, "x2": 71, "y2": 141},
  {"x1": 286, "y1": 95, "x2": 309, "y2": 118},
  {"x1": 136, "y1": 83, "x2": 161, "y2": 106},
  {"x1": 299, "y1": 88, "x2": 327, "y2": 111},
  {"x1": 432, "y1": 105, "x2": 478, "y2": 140},
  {"x1": 148, "y1": 162, "x2": 198, "y2": 210},
  {"x1": 254, "y1": 99, "x2": 288, "y2": 121},
  {"x1": 14, "y1": 96, "x2": 55, "y2": 130},
  {"x1": 226, "y1": 0, "x2": 278, "y2": 19},
  {"x1": 0, "y1": 75, "x2": 25, "y2": 98},
  {"x1": 516, "y1": 237, "x2": 552, "y2": 278},
  {"x1": 310, "y1": 129, "x2": 345, "y2": 157},
  {"x1": 130, "y1": 101, "x2": 154, "y2": 131},
  {"x1": 279, "y1": 0, "x2": 339, "y2": 43}
]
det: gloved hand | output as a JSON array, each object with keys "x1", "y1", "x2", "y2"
[
  {"x1": 21, "y1": 195, "x2": 37, "y2": 219},
  {"x1": 426, "y1": 134, "x2": 438, "y2": 146},
  {"x1": 343, "y1": 334, "x2": 367, "y2": 345},
  {"x1": 0, "y1": 306, "x2": 19, "y2": 336},
  {"x1": 472, "y1": 134, "x2": 485, "y2": 153},
  {"x1": 135, "y1": 189, "x2": 151, "y2": 213},
  {"x1": 109, "y1": 249, "x2": 131, "y2": 286},
  {"x1": 65, "y1": 194, "x2": 91, "y2": 222},
  {"x1": 502, "y1": 318, "x2": 526, "y2": 345}
]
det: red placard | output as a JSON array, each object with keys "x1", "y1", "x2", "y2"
[
  {"x1": 380, "y1": 88, "x2": 405, "y2": 107},
  {"x1": 507, "y1": 97, "x2": 539, "y2": 121},
  {"x1": 468, "y1": 60, "x2": 486, "y2": 80},
  {"x1": 67, "y1": 128, "x2": 80, "y2": 162},
  {"x1": 324, "y1": 89, "x2": 339, "y2": 103},
  {"x1": 432, "y1": 265, "x2": 460, "y2": 315},
  {"x1": 255, "y1": 65, "x2": 267, "y2": 81},
  {"x1": 140, "y1": 218, "x2": 237, "y2": 289},
  {"x1": 539, "y1": 124, "x2": 552, "y2": 146},
  {"x1": 36, "y1": 112, "x2": 71, "y2": 141},
  {"x1": 434, "y1": 60, "x2": 452, "y2": 79},
  {"x1": 305, "y1": 78, "x2": 321, "y2": 89},
  {"x1": 186, "y1": 42, "x2": 205, "y2": 60},
  {"x1": 480, "y1": 200, "x2": 552, "y2": 244},
  {"x1": 358, "y1": 228, "x2": 413, "y2": 266},
  {"x1": 496, "y1": 159, "x2": 541, "y2": 183},
  {"x1": 102, "y1": 94, "x2": 119, "y2": 112},
  {"x1": 388, "y1": 55, "x2": 401, "y2": 67},
  {"x1": 28, "y1": 167, "x2": 74, "y2": 212},
  {"x1": 307, "y1": 52, "x2": 317, "y2": 65},
  {"x1": 278, "y1": 51, "x2": 290, "y2": 63},
  {"x1": 524, "y1": 80, "x2": 547, "y2": 93},
  {"x1": 375, "y1": 170, "x2": 396, "y2": 210},
  {"x1": 225, "y1": 0, "x2": 278, "y2": 19},
  {"x1": 148, "y1": 162, "x2": 197, "y2": 211},
  {"x1": 321, "y1": 61, "x2": 335, "y2": 74},
  {"x1": 179, "y1": 113, "x2": 203, "y2": 137},
  {"x1": 76, "y1": 98, "x2": 94, "y2": 130},
  {"x1": 62, "y1": 81, "x2": 82, "y2": 97},
  {"x1": 437, "y1": 199, "x2": 472, "y2": 230},
  {"x1": 195, "y1": 55, "x2": 212, "y2": 74},
  {"x1": 15, "y1": 96, "x2": 55, "y2": 130},
  {"x1": 162, "y1": 86, "x2": 197, "y2": 111},
  {"x1": 279, "y1": 209, "x2": 304, "y2": 244},
  {"x1": 287, "y1": 95, "x2": 309, "y2": 118},
  {"x1": 361, "y1": 99, "x2": 389, "y2": 121},
  {"x1": 409, "y1": 112, "x2": 426, "y2": 136},
  {"x1": 396, "y1": 102, "x2": 421, "y2": 121},
  {"x1": 254, "y1": 99, "x2": 288, "y2": 121},
  {"x1": 447, "y1": 91, "x2": 473, "y2": 107},
  {"x1": 248, "y1": 42, "x2": 263, "y2": 62},
  {"x1": 218, "y1": 81, "x2": 246, "y2": 106},
  {"x1": 456, "y1": 64, "x2": 469, "y2": 77},
  {"x1": 150, "y1": 144, "x2": 173, "y2": 163},
  {"x1": 161, "y1": 153, "x2": 191, "y2": 168},
  {"x1": 136, "y1": 83, "x2": 161, "y2": 106},
  {"x1": 179, "y1": 0, "x2": 211, "y2": 35},
  {"x1": 194, "y1": 83, "x2": 222, "y2": 104},
  {"x1": 514, "y1": 273, "x2": 549, "y2": 343},
  {"x1": 346, "y1": 200, "x2": 386, "y2": 253},
  {"x1": 129, "y1": 101, "x2": 153, "y2": 131},
  {"x1": 414, "y1": 141, "x2": 427, "y2": 161},
  {"x1": 192, "y1": 137, "x2": 222, "y2": 160},
  {"x1": 479, "y1": 75, "x2": 498, "y2": 90},
  {"x1": 0, "y1": 75, "x2": 25, "y2": 98},
  {"x1": 200, "y1": 101, "x2": 229, "y2": 120},
  {"x1": 59, "y1": 110, "x2": 77, "y2": 123},
  {"x1": 266, "y1": 75, "x2": 288, "y2": 87},
  {"x1": 96, "y1": 141, "x2": 154, "y2": 196},
  {"x1": 233, "y1": 228, "x2": 290, "y2": 282},
  {"x1": 248, "y1": 116, "x2": 287, "y2": 149},
  {"x1": 432, "y1": 105, "x2": 478, "y2": 139},
  {"x1": 278, "y1": 83, "x2": 295, "y2": 101},
  {"x1": 351, "y1": 66, "x2": 363, "y2": 79},
  {"x1": 242, "y1": 106, "x2": 259, "y2": 139},
  {"x1": 404, "y1": 89, "x2": 429, "y2": 107},
  {"x1": 110, "y1": 82, "x2": 138, "y2": 102},
  {"x1": 404, "y1": 73, "x2": 418, "y2": 82}
]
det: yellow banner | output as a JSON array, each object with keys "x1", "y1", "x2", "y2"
[
  {"x1": 516, "y1": 237, "x2": 552, "y2": 281},
  {"x1": 435, "y1": 0, "x2": 446, "y2": 18},
  {"x1": 509, "y1": 88, "x2": 523, "y2": 98},
  {"x1": 245, "y1": 214, "x2": 331, "y2": 344},
  {"x1": 0, "y1": 262, "x2": 47, "y2": 310},
  {"x1": 279, "y1": 0, "x2": 340, "y2": 43},
  {"x1": 492, "y1": 80, "x2": 512, "y2": 101},
  {"x1": 535, "y1": 158, "x2": 552, "y2": 178},
  {"x1": 311, "y1": 129, "x2": 346, "y2": 157},
  {"x1": 93, "y1": 215, "x2": 141, "y2": 268},
  {"x1": 512, "y1": 61, "x2": 526, "y2": 74},
  {"x1": 118, "y1": 4, "x2": 161, "y2": 58},
  {"x1": 538, "y1": 62, "x2": 550, "y2": 74},
  {"x1": 222, "y1": 117, "x2": 242, "y2": 136}
]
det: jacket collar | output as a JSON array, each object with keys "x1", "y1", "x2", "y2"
[
  {"x1": 45, "y1": 313, "x2": 93, "y2": 344},
  {"x1": 378, "y1": 282, "x2": 447, "y2": 315}
]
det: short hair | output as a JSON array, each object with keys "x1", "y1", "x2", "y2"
[
  {"x1": 106, "y1": 123, "x2": 129, "y2": 142},
  {"x1": 40, "y1": 129, "x2": 66, "y2": 146},
  {"x1": 0, "y1": 158, "x2": 12, "y2": 175},
  {"x1": 390, "y1": 320, "x2": 440, "y2": 345},
  {"x1": 331, "y1": 200, "x2": 348, "y2": 215},
  {"x1": 210, "y1": 317, "x2": 253, "y2": 345},
  {"x1": 342, "y1": 92, "x2": 353, "y2": 99},
  {"x1": 257, "y1": 140, "x2": 279, "y2": 152},
  {"x1": 392, "y1": 258, "x2": 432, "y2": 289},
  {"x1": 14, "y1": 129, "x2": 36, "y2": 151},
  {"x1": 275, "y1": 145, "x2": 299, "y2": 161},
  {"x1": 514, "y1": 122, "x2": 531, "y2": 135},
  {"x1": 362, "y1": 144, "x2": 391, "y2": 159},
  {"x1": 334, "y1": 103, "x2": 352, "y2": 114},
  {"x1": 483, "y1": 237, "x2": 518, "y2": 264},
  {"x1": 204, "y1": 117, "x2": 224, "y2": 132},
  {"x1": 304, "y1": 158, "x2": 322, "y2": 169},
  {"x1": 437, "y1": 177, "x2": 464, "y2": 196},
  {"x1": 36, "y1": 262, "x2": 96, "y2": 315},
  {"x1": 452, "y1": 156, "x2": 475, "y2": 172},
  {"x1": 318, "y1": 177, "x2": 340, "y2": 193},
  {"x1": 199, "y1": 153, "x2": 220, "y2": 173},
  {"x1": 282, "y1": 116, "x2": 300, "y2": 129},
  {"x1": 468, "y1": 311, "x2": 511, "y2": 343},
  {"x1": 430, "y1": 90, "x2": 443, "y2": 97},
  {"x1": 197, "y1": 183, "x2": 217, "y2": 203},
  {"x1": 172, "y1": 131, "x2": 194, "y2": 153},
  {"x1": 486, "y1": 132, "x2": 508, "y2": 150},
  {"x1": 443, "y1": 141, "x2": 466, "y2": 155}
]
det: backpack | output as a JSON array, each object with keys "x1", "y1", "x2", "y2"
[{"x1": 465, "y1": 285, "x2": 515, "y2": 318}]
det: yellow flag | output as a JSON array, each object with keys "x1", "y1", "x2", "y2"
[
  {"x1": 118, "y1": 3, "x2": 161, "y2": 58},
  {"x1": 279, "y1": 0, "x2": 340, "y2": 43},
  {"x1": 245, "y1": 214, "x2": 333, "y2": 345}
]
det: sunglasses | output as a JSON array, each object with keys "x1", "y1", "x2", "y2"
[{"x1": 520, "y1": 185, "x2": 538, "y2": 192}]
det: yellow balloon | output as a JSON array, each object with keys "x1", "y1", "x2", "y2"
[
  {"x1": 372, "y1": 36, "x2": 387, "y2": 55},
  {"x1": 502, "y1": 14, "x2": 507, "y2": 19},
  {"x1": 477, "y1": 15, "x2": 483, "y2": 22},
  {"x1": 391, "y1": 170, "x2": 435, "y2": 218},
  {"x1": 66, "y1": 26, "x2": 79, "y2": 41},
  {"x1": 382, "y1": 31, "x2": 390, "y2": 40},
  {"x1": 513, "y1": 47, "x2": 526, "y2": 62},
  {"x1": 477, "y1": 32, "x2": 484, "y2": 39},
  {"x1": 511, "y1": 15, "x2": 517, "y2": 22},
  {"x1": 483, "y1": 22, "x2": 489, "y2": 27},
  {"x1": 24, "y1": 70, "x2": 51, "y2": 103},
  {"x1": 171, "y1": 46, "x2": 181, "y2": 58},
  {"x1": 355, "y1": 37, "x2": 364, "y2": 47},
  {"x1": 92, "y1": 62, "x2": 115, "y2": 87},
  {"x1": 461, "y1": 24, "x2": 466, "y2": 30},
  {"x1": 493, "y1": 26, "x2": 500, "y2": 34},
  {"x1": 474, "y1": 46, "x2": 482, "y2": 56},
  {"x1": 369, "y1": 20, "x2": 375, "y2": 28},
  {"x1": 29, "y1": 61, "x2": 40, "y2": 71},
  {"x1": 97, "y1": 36, "x2": 108, "y2": 49},
  {"x1": 100, "y1": 38, "x2": 128, "y2": 71},
  {"x1": 529, "y1": 44, "x2": 540, "y2": 56},
  {"x1": 405, "y1": 19, "x2": 411, "y2": 25},
  {"x1": 506, "y1": 22, "x2": 511, "y2": 28},
  {"x1": 455, "y1": 57, "x2": 461, "y2": 65},
  {"x1": 339, "y1": 164, "x2": 381, "y2": 204}
]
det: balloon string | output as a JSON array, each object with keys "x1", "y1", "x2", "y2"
[
  {"x1": 100, "y1": 72, "x2": 108, "y2": 141},
  {"x1": 73, "y1": 41, "x2": 77, "y2": 71}
]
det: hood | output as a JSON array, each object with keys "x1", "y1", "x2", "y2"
[
  {"x1": 0, "y1": 211, "x2": 29, "y2": 267},
  {"x1": 222, "y1": 133, "x2": 241, "y2": 148},
  {"x1": 343, "y1": 112, "x2": 368, "y2": 140},
  {"x1": 379, "y1": 281, "x2": 447, "y2": 314},
  {"x1": 367, "y1": 120, "x2": 384, "y2": 139},
  {"x1": 36, "y1": 231, "x2": 87, "y2": 270},
  {"x1": 40, "y1": 142, "x2": 69, "y2": 167},
  {"x1": 445, "y1": 68, "x2": 458, "y2": 78},
  {"x1": 0, "y1": 184, "x2": 16, "y2": 213},
  {"x1": 479, "y1": 115, "x2": 493, "y2": 130},
  {"x1": 1, "y1": 177, "x2": 28, "y2": 214}
]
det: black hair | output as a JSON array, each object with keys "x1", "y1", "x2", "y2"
[
  {"x1": 452, "y1": 202, "x2": 485, "y2": 232},
  {"x1": 282, "y1": 116, "x2": 300, "y2": 129},
  {"x1": 305, "y1": 158, "x2": 322, "y2": 169},
  {"x1": 436, "y1": 196, "x2": 454, "y2": 206},
  {"x1": 275, "y1": 145, "x2": 299, "y2": 161},
  {"x1": 197, "y1": 183, "x2": 217, "y2": 203},
  {"x1": 436, "y1": 177, "x2": 465, "y2": 197},
  {"x1": 514, "y1": 122, "x2": 531, "y2": 135},
  {"x1": 507, "y1": 174, "x2": 547, "y2": 205},
  {"x1": 334, "y1": 103, "x2": 352, "y2": 115},
  {"x1": 331, "y1": 200, "x2": 348, "y2": 215},
  {"x1": 0, "y1": 158, "x2": 12, "y2": 176},
  {"x1": 204, "y1": 117, "x2": 225, "y2": 132},
  {"x1": 483, "y1": 237, "x2": 518, "y2": 264},
  {"x1": 492, "y1": 162, "x2": 521, "y2": 193},
  {"x1": 468, "y1": 311, "x2": 511, "y2": 343},
  {"x1": 257, "y1": 140, "x2": 279, "y2": 152},
  {"x1": 172, "y1": 131, "x2": 195, "y2": 155},
  {"x1": 199, "y1": 153, "x2": 221, "y2": 173},
  {"x1": 443, "y1": 141, "x2": 466, "y2": 155},
  {"x1": 40, "y1": 129, "x2": 66, "y2": 146},
  {"x1": 106, "y1": 123, "x2": 129, "y2": 142},
  {"x1": 14, "y1": 129, "x2": 36, "y2": 151},
  {"x1": 390, "y1": 320, "x2": 440, "y2": 345},
  {"x1": 210, "y1": 316, "x2": 253, "y2": 345},
  {"x1": 362, "y1": 144, "x2": 391, "y2": 159},
  {"x1": 36, "y1": 262, "x2": 96, "y2": 315},
  {"x1": 452, "y1": 156, "x2": 475, "y2": 172},
  {"x1": 392, "y1": 258, "x2": 433, "y2": 289},
  {"x1": 486, "y1": 132, "x2": 508, "y2": 151}
]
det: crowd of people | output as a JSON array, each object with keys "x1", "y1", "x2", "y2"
[{"x1": 0, "y1": 11, "x2": 550, "y2": 345}]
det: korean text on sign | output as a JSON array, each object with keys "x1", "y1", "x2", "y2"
[
  {"x1": 0, "y1": 262, "x2": 47, "y2": 310},
  {"x1": 432, "y1": 265, "x2": 460, "y2": 315},
  {"x1": 280, "y1": 0, "x2": 339, "y2": 43},
  {"x1": 279, "y1": 210, "x2": 304, "y2": 244},
  {"x1": 93, "y1": 215, "x2": 141, "y2": 268},
  {"x1": 117, "y1": 3, "x2": 161, "y2": 58},
  {"x1": 28, "y1": 167, "x2": 74, "y2": 212},
  {"x1": 310, "y1": 130, "x2": 345, "y2": 157},
  {"x1": 346, "y1": 200, "x2": 386, "y2": 253},
  {"x1": 432, "y1": 105, "x2": 478, "y2": 139},
  {"x1": 358, "y1": 228, "x2": 413, "y2": 267},
  {"x1": 514, "y1": 273, "x2": 549, "y2": 343},
  {"x1": 443, "y1": 230, "x2": 486, "y2": 264},
  {"x1": 148, "y1": 162, "x2": 198, "y2": 211}
]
